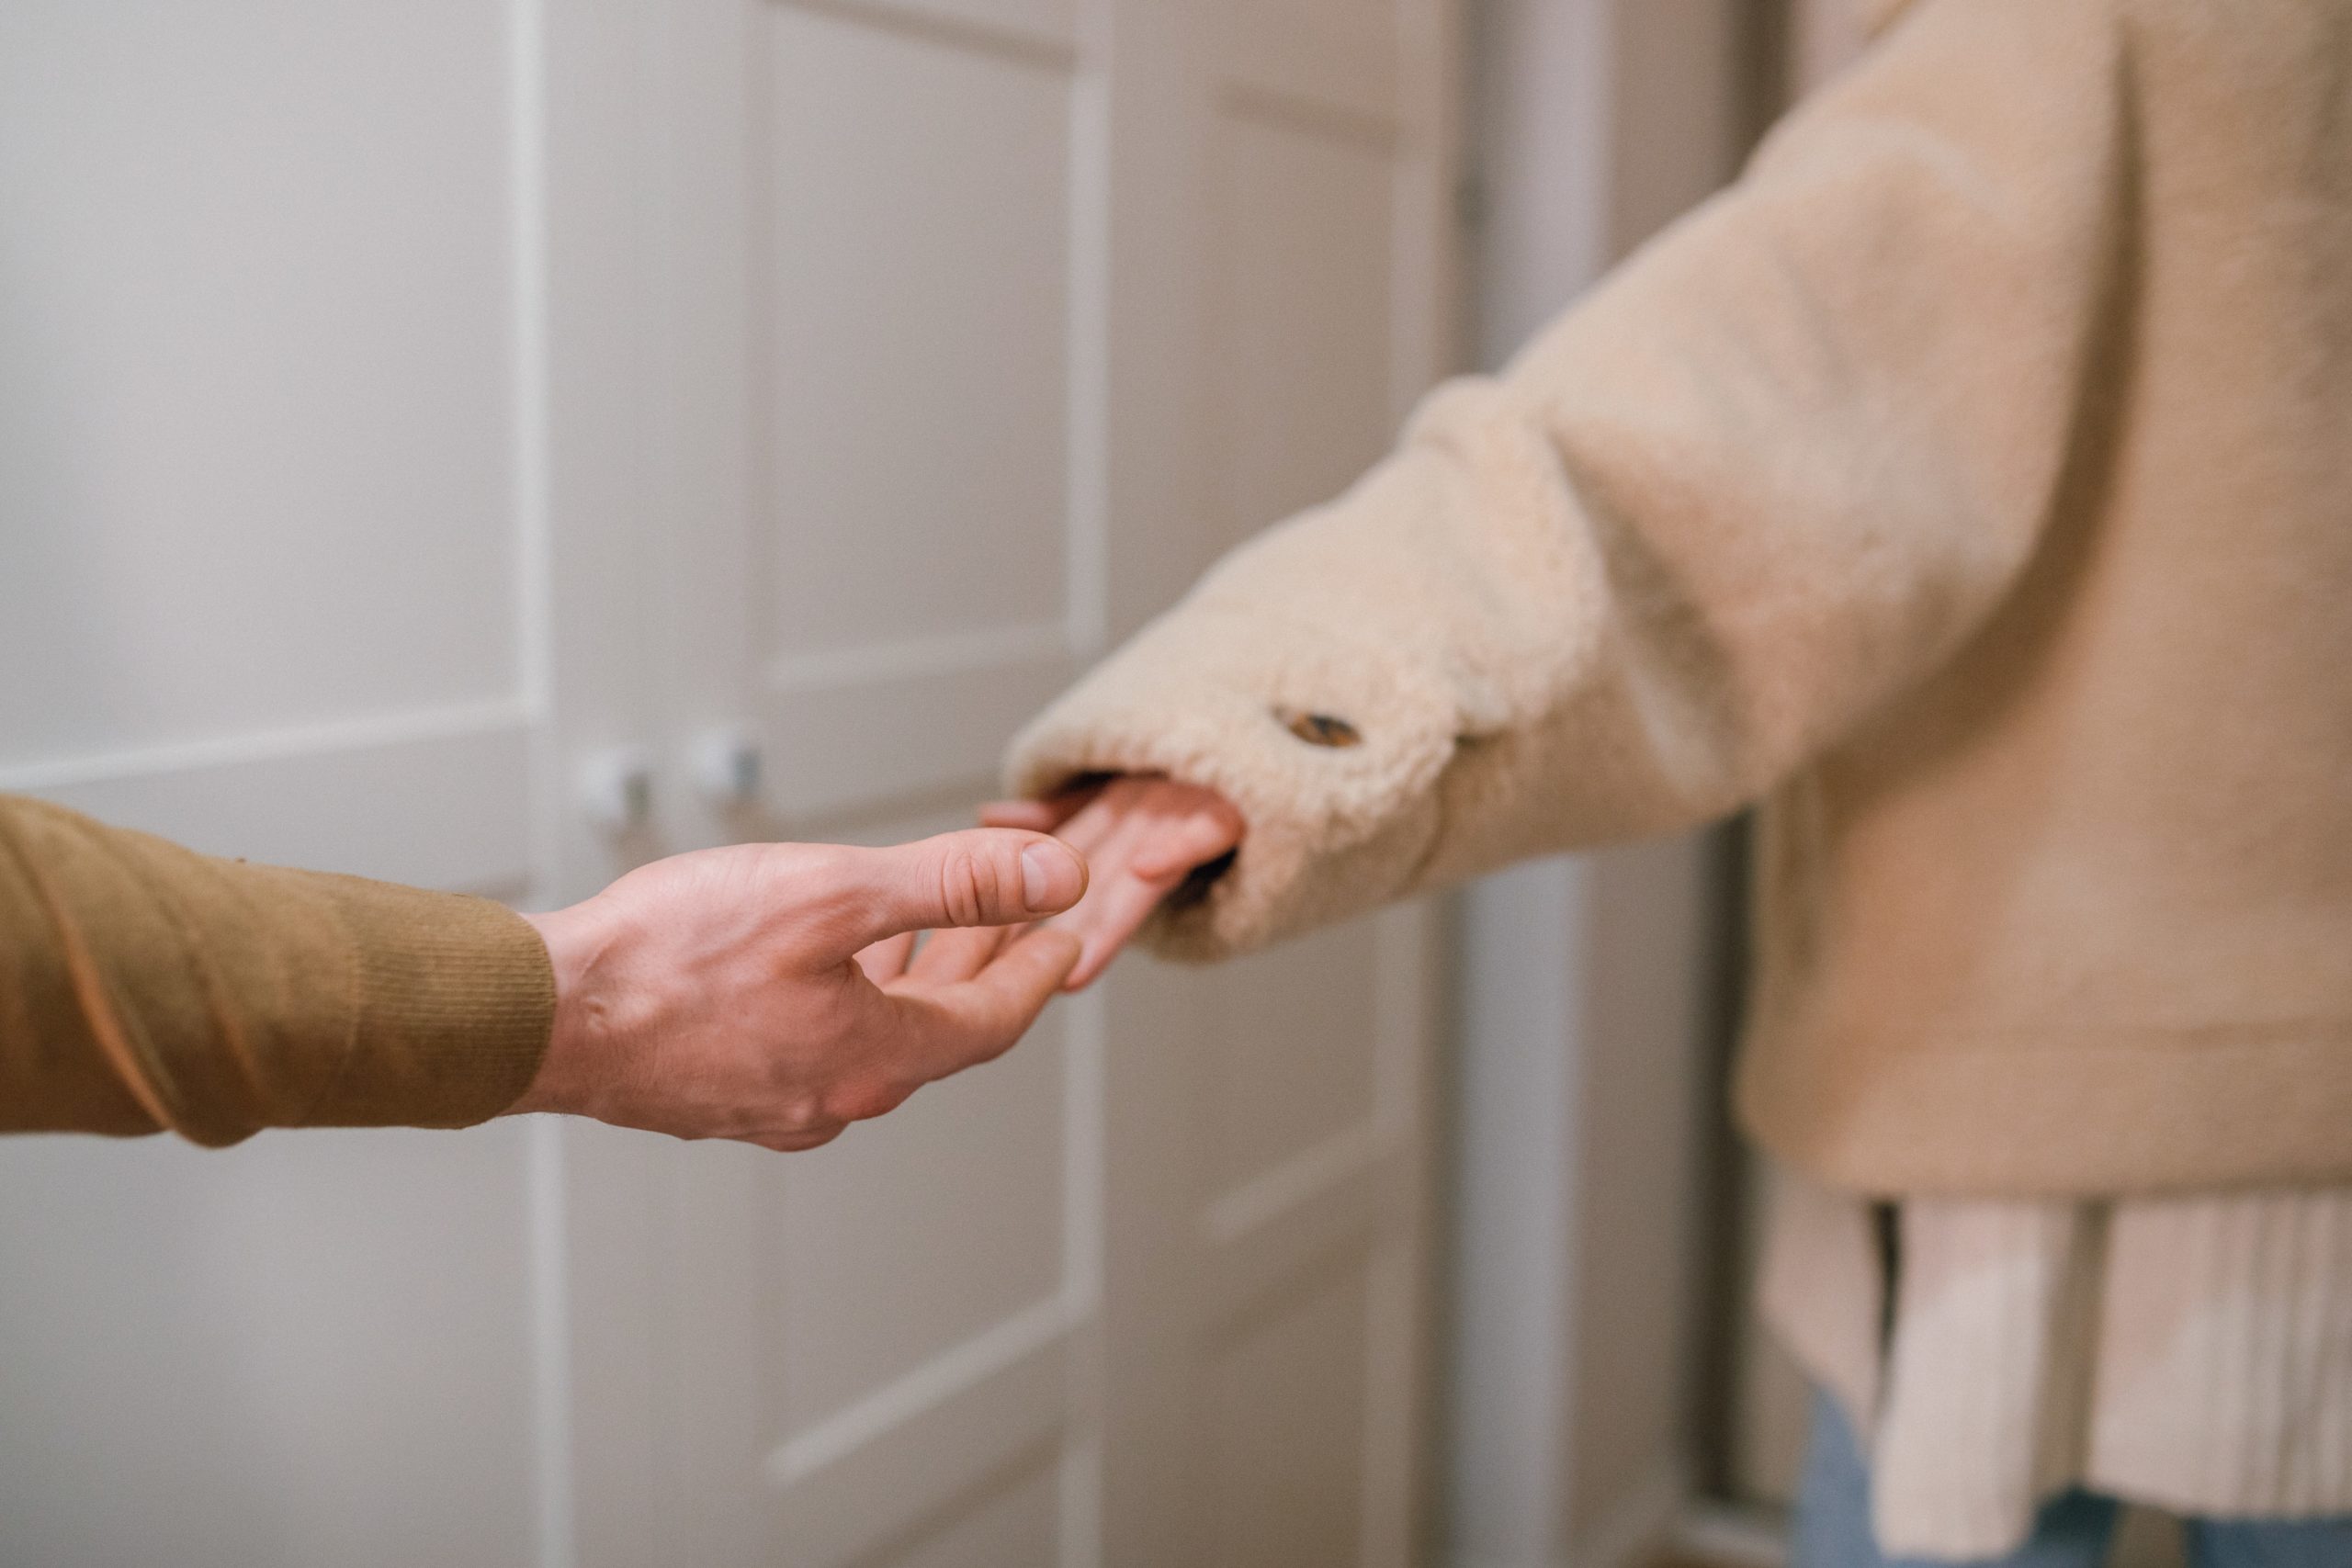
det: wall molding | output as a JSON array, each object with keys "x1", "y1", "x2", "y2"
[
  {"x1": 0, "y1": 698, "x2": 528, "y2": 793},
  {"x1": 1, "y1": 701, "x2": 535, "y2": 891},
  {"x1": 769, "y1": 1292, "x2": 1079, "y2": 1487},
  {"x1": 775, "y1": 0, "x2": 1079, "y2": 73},
  {"x1": 768, "y1": 1292, "x2": 1080, "y2": 1568}
]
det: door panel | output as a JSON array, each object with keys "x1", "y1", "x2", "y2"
[
  {"x1": 761, "y1": 4, "x2": 1072, "y2": 659},
  {"x1": 888, "y1": 1456, "x2": 1067, "y2": 1568},
  {"x1": 1209, "y1": 108, "x2": 1401, "y2": 547},
  {"x1": 1203, "y1": 925, "x2": 1386, "y2": 1195},
  {"x1": 1204, "y1": 1259, "x2": 1375, "y2": 1568},
  {"x1": 0, "y1": 2, "x2": 521, "y2": 768},
  {"x1": 755, "y1": 0, "x2": 1082, "y2": 818},
  {"x1": 1122, "y1": 910, "x2": 1433, "y2": 1568},
  {"x1": 1092, "y1": 0, "x2": 1456, "y2": 1561},
  {"x1": 0, "y1": 6, "x2": 556, "y2": 1565},
  {"x1": 0, "y1": 1129, "x2": 540, "y2": 1568},
  {"x1": 0, "y1": 0, "x2": 539, "y2": 895},
  {"x1": 775, "y1": 1023, "x2": 1068, "y2": 1432},
  {"x1": 1217, "y1": 0, "x2": 1401, "y2": 129}
]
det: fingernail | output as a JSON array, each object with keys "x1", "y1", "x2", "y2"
[{"x1": 1022, "y1": 842, "x2": 1081, "y2": 913}]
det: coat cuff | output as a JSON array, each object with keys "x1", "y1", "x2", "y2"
[{"x1": 1006, "y1": 592, "x2": 1459, "y2": 960}]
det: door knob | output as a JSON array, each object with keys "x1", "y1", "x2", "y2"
[
  {"x1": 578, "y1": 746, "x2": 655, "y2": 833},
  {"x1": 692, "y1": 726, "x2": 763, "y2": 807}
]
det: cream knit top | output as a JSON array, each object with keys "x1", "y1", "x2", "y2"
[{"x1": 1760, "y1": 1170, "x2": 2352, "y2": 1558}]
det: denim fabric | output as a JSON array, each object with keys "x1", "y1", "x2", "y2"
[
  {"x1": 2183, "y1": 1516, "x2": 2352, "y2": 1568},
  {"x1": 1790, "y1": 1393, "x2": 2352, "y2": 1568}
]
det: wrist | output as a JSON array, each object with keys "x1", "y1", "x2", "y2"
[{"x1": 510, "y1": 902, "x2": 613, "y2": 1117}]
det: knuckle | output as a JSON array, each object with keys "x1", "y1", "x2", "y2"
[
  {"x1": 772, "y1": 1093, "x2": 829, "y2": 1134},
  {"x1": 934, "y1": 840, "x2": 1012, "y2": 928}
]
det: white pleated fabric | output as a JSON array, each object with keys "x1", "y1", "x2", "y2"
[{"x1": 1758, "y1": 1169, "x2": 2352, "y2": 1560}]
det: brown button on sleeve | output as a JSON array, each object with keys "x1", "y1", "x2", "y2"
[{"x1": 1279, "y1": 710, "x2": 1363, "y2": 749}]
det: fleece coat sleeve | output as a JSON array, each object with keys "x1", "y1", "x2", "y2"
[
  {"x1": 0, "y1": 795, "x2": 553, "y2": 1146},
  {"x1": 1006, "y1": 0, "x2": 2130, "y2": 961}
]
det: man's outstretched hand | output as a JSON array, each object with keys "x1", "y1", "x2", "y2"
[
  {"x1": 510, "y1": 830, "x2": 1087, "y2": 1150},
  {"x1": 980, "y1": 776, "x2": 1244, "y2": 990}
]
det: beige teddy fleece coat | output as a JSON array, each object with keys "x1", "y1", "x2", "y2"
[{"x1": 1010, "y1": 0, "x2": 2352, "y2": 1199}]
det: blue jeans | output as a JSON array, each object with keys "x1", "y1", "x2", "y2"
[{"x1": 1792, "y1": 1393, "x2": 2352, "y2": 1567}]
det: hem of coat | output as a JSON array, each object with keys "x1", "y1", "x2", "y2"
[{"x1": 1736, "y1": 1021, "x2": 2352, "y2": 1199}]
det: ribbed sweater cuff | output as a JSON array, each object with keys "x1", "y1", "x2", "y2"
[{"x1": 299, "y1": 874, "x2": 556, "y2": 1130}]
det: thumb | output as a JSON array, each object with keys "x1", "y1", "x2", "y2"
[{"x1": 832, "y1": 829, "x2": 1087, "y2": 951}]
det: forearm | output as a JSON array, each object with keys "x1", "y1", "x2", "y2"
[{"x1": 0, "y1": 795, "x2": 552, "y2": 1145}]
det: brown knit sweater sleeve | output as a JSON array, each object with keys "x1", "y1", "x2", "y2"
[{"x1": 0, "y1": 795, "x2": 553, "y2": 1146}]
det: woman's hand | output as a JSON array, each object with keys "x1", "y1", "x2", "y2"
[{"x1": 980, "y1": 776, "x2": 1244, "y2": 989}]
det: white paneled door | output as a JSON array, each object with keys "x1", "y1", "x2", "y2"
[
  {"x1": 0, "y1": 6, "x2": 554, "y2": 1566},
  {"x1": 0, "y1": 0, "x2": 1459, "y2": 1562}
]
